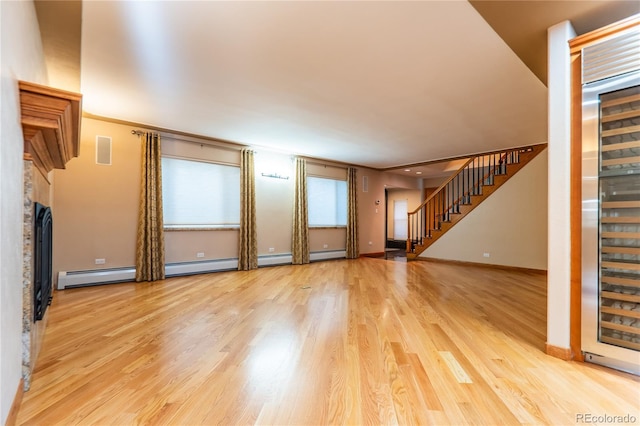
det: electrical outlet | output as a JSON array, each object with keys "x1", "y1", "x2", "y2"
[
  {"x1": 323, "y1": 244, "x2": 328, "y2": 249},
  {"x1": 95, "y1": 258, "x2": 105, "y2": 265},
  {"x1": 268, "y1": 247, "x2": 275, "y2": 253},
  {"x1": 368, "y1": 241, "x2": 373, "y2": 246},
  {"x1": 483, "y1": 252, "x2": 490, "y2": 258},
  {"x1": 196, "y1": 252, "x2": 205, "y2": 258}
]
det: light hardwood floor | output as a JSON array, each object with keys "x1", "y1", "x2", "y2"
[{"x1": 15, "y1": 258, "x2": 640, "y2": 425}]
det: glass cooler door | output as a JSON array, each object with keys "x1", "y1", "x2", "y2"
[{"x1": 597, "y1": 84, "x2": 640, "y2": 354}]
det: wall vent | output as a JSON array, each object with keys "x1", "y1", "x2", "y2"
[
  {"x1": 362, "y1": 175, "x2": 369, "y2": 192},
  {"x1": 96, "y1": 135, "x2": 112, "y2": 165},
  {"x1": 582, "y1": 26, "x2": 640, "y2": 84}
]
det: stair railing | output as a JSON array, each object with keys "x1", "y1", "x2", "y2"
[{"x1": 406, "y1": 146, "x2": 529, "y2": 253}]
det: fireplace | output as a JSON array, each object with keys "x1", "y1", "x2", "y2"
[
  {"x1": 20, "y1": 81, "x2": 81, "y2": 390},
  {"x1": 33, "y1": 202, "x2": 52, "y2": 321}
]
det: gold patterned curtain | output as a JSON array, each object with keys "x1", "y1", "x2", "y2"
[
  {"x1": 346, "y1": 166, "x2": 359, "y2": 259},
  {"x1": 238, "y1": 149, "x2": 258, "y2": 270},
  {"x1": 135, "y1": 132, "x2": 165, "y2": 282},
  {"x1": 292, "y1": 157, "x2": 309, "y2": 265}
]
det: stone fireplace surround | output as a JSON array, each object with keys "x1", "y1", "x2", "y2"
[{"x1": 19, "y1": 81, "x2": 81, "y2": 389}]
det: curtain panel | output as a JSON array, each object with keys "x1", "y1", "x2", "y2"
[
  {"x1": 135, "y1": 132, "x2": 165, "y2": 282},
  {"x1": 238, "y1": 149, "x2": 258, "y2": 270},
  {"x1": 292, "y1": 157, "x2": 309, "y2": 264},
  {"x1": 346, "y1": 166, "x2": 359, "y2": 259}
]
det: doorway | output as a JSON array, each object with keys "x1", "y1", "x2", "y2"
[{"x1": 384, "y1": 187, "x2": 421, "y2": 259}]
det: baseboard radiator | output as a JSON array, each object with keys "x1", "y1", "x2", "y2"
[
  {"x1": 57, "y1": 267, "x2": 136, "y2": 289},
  {"x1": 57, "y1": 250, "x2": 346, "y2": 289}
]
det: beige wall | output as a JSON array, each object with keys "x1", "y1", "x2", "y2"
[
  {"x1": 55, "y1": 117, "x2": 545, "y2": 273},
  {"x1": 165, "y1": 230, "x2": 238, "y2": 262},
  {"x1": 309, "y1": 228, "x2": 346, "y2": 252},
  {"x1": 53, "y1": 118, "x2": 418, "y2": 277},
  {"x1": 355, "y1": 169, "x2": 421, "y2": 254},
  {"x1": 423, "y1": 176, "x2": 449, "y2": 189},
  {"x1": 421, "y1": 149, "x2": 548, "y2": 270},
  {"x1": 255, "y1": 150, "x2": 295, "y2": 255},
  {"x1": 53, "y1": 118, "x2": 141, "y2": 275},
  {"x1": 33, "y1": 0, "x2": 81, "y2": 92},
  {"x1": 307, "y1": 162, "x2": 347, "y2": 180}
]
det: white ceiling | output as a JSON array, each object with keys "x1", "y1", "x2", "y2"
[{"x1": 81, "y1": 1, "x2": 549, "y2": 170}]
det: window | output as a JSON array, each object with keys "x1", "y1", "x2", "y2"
[
  {"x1": 393, "y1": 199, "x2": 408, "y2": 240},
  {"x1": 308, "y1": 176, "x2": 347, "y2": 227},
  {"x1": 162, "y1": 157, "x2": 240, "y2": 227}
]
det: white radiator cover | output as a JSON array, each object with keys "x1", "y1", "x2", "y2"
[
  {"x1": 310, "y1": 250, "x2": 346, "y2": 261},
  {"x1": 57, "y1": 251, "x2": 346, "y2": 289},
  {"x1": 57, "y1": 267, "x2": 136, "y2": 289}
]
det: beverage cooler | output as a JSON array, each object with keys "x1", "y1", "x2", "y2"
[{"x1": 581, "y1": 24, "x2": 640, "y2": 374}]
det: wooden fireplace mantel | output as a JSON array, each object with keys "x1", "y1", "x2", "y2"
[{"x1": 19, "y1": 81, "x2": 82, "y2": 178}]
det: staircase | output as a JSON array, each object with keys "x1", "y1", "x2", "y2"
[{"x1": 406, "y1": 144, "x2": 546, "y2": 260}]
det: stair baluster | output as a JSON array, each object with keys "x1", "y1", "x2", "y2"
[{"x1": 406, "y1": 144, "x2": 545, "y2": 258}]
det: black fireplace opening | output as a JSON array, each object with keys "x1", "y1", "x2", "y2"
[{"x1": 34, "y1": 202, "x2": 53, "y2": 321}]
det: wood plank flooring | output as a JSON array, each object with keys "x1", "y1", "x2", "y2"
[{"x1": 15, "y1": 258, "x2": 640, "y2": 425}]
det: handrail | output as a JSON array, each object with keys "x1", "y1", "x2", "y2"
[
  {"x1": 450, "y1": 150, "x2": 510, "y2": 210},
  {"x1": 408, "y1": 155, "x2": 475, "y2": 215},
  {"x1": 408, "y1": 148, "x2": 520, "y2": 215},
  {"x1": 406, "y1": 144, "x2": 544, "y2": 254}
]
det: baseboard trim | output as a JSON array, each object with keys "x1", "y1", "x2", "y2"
[
  {"x1": 545, "y1": 343, "x2": 573, "y2": 361},
  {"x1": 414, "y1": 256, "x2": 547, "y2": 275},
  {"x1": 6, "y1": 378, "x2": 24, "y2": 426},
  {"x1": 359, "y1": 252, "x2": 385, "y2": 258}
]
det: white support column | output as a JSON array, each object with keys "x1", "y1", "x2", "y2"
[{"x1": 547, "y1": 20, "x2": 576, "y2": 353}]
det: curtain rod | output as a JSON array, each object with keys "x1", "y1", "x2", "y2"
[
  {"x1": 131, "y1": 129, "x2": 244, "y2": 153},
  {"x1": 132, "y1": 129, "x2": 353, "y2": 169}
]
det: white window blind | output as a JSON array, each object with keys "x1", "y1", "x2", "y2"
[
  {"x1": 393, "y1": 199, "x2": 408, "y2": 240},
  {"x1": 308, "y1": 177, "x2": 347, "y2": 227},
  {"x1": 162, "y1": 157, "x2": 240, "y2": 227}
]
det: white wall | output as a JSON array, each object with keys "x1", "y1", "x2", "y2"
[
  {"x1": 0, "y1": 1, "x2": 48, "y2": 423},
  {"x1": 546, "y1": 21, "x2": 576, "y2": 352},
  {"x1": 420, "y1": 150, "x2": 548, "y2": 270}
]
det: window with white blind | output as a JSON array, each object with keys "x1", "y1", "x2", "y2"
[
  {"x1": 393, "y1": 199, "x2": 408, "y2": 240},
  {"x1": 161, "y1": 157, "x2": 240, "y2": 228},
  {"x1": 308, "y1": 176, "x2": 347, "y2": 227}
]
